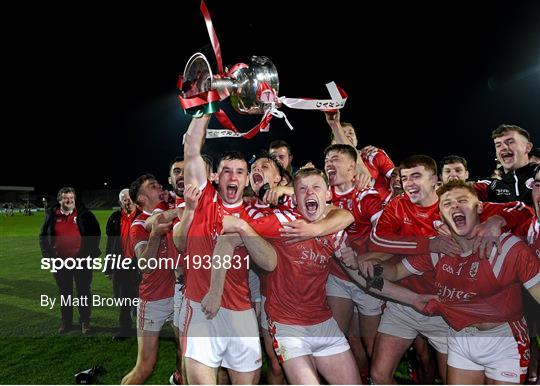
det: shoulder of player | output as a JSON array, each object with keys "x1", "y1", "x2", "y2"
[
  {"x1": 271, "y1": 208, "x2": 301, "y2": 223},
  {"x1": 354, "y1": 187, "x2": 382, "y2": 201}
]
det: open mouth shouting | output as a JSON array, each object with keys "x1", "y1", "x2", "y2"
[
  {"x1": 499, "y1": 151, "x2": 514, "y2": 165},
  {"x1": 251, "y1": 172, "x2": 264, "y2": 188},
  {"x1": 304, "y1": 197, "x2": 319, "y2": 216},
  {"x1": 226, "y1": 183, "x2": 239, "y2": 200},
  {"x1": 325, "y1": 166, "x2": 337, "y2": 182},
  {"x1": 176, "y1": 179, "x2": 185, "y2": 195},
  {"x1": 451, "y1": 211, "x2": 467, "y2": 230}
]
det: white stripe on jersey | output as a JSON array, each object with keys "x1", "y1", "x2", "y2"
[
  {"x1": 402, "y1": 258, "x2": 423, "y2": 275},
  {"x1": 275, "y1": 212, "x2": 291, "y2": 224},
  {"x1": 524, "y1": 272, "x2": 540, "y2": 289},
  {"x1": 430, "y1": 252, "x2": 440, "y2": 267},
  {"x1": 490, "y1": 233, "x2": 521, "y2": 278},
  {"x1": 132, "y1": 220, "x2": 146, "y2": 228},
  {"x1": 527, "y1": 219, "x2": 539, "y2": 246},
  {"x1": 370, "y1": 227, "x2": 419, "y2": 248},
  {"x1": 502, "y1": 201, "x2": 525, "y2": 212},
  {"x1": 281, "y1": 210, "x2": 297, "y2": 221},
  {"x1": 370, "y1": 210, "x2": 382, "y2": 225}
]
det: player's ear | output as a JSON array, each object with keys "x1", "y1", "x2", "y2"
[
  {"x1": 168, "y1": 176, "x2": 172, "y2": 185},
  {"x1": 292, "y1": 194, "x2": 297, "y2": 207},
  {"x1": 476, "y1": 201, "x2": 483, "y2": 215}
]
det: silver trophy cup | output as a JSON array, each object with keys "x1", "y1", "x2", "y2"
[{"x1": 181, "y1": 53, "x2": 279, "y2": 114}]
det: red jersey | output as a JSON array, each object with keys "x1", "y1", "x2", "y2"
[
  {"x1": 53, "y1": 208, "x2": 81, "y2": 258},
  {"x1": 404, "y1": 233, "x2": 540, "y2": 330},
  {"x1": 184, "y1": 181, "x2": 252, "y2": 311},
  {"x1": 329, "y1": 186, "x2": 383, "y2": 281},
  {"x1": 120, "y1": 209, "x2": 138, "y2": 258},
  {"x1": 370, "y1": 195, "x2": 532, "y2": 294},
  {"x1": 515, "y1": 216, "x2": 540, "y2": 258},
  {"x1": 362, "y1": 148, "x2": 394, "y2": 197},
  {"x1": 250, "y1": 209, "x2": 347, "y2": 325},
  {"x1": 129, "y1": 211, "x2": 176, "y2": 301}
]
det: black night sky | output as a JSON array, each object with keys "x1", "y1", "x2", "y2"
[{"x1": 4, "y1": 1, "x2": 540, "y2": 197}]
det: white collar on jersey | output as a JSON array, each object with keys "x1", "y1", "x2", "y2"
[{"x1": 333, "y1": 185, "x2": 355, "y2": 196}]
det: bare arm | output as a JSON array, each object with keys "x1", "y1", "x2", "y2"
[
  {"x1": 145, "y1": 208, "x2": 178, "y2": 231},
  {"x1": 135, "y1": 214, "x2": 171, "y2": 274},
  {"x1": 280, "y1": 206, "x2": 354, "y2": 243},
  {"x1": 184, "y1": 115, "x2": 211, "y2": 188},
  {"x1": 200, "y1": 234, "x2": 242, "y2": 319},
  {"x1": 223, "y1": 216, "x2": 277, "y2": 272},
  {"x1": 172, "y1": 184, "x2": 202, "y2": 254},
  {"x1": 341, "y1": 264, "x2": 435, "y2": 311}
]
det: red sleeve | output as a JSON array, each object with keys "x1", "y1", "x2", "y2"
[
  {"x1": 368, "y1": 198, "x2": 431, "y2": 254},
  {"x1": 512, "y1": 217, "x2": 533, "y2": 239},
  {"x1": 357, "y1": 189, "x2": 384, "y2": 224},
  {"x1": 129, "y1": 222, "x2": 149, "y2": 258},
  {"x1": 374, "y1": 150, "x2": 395, "y2": 178},
  {"x1": 402, "y1": 254, "x2": 435, "y2": 275},
  {"x1": 498, "y1": 242, "x2": 540, "y2": 289},
  {"x1": 248, "y1": 214, "x2": 282, "y2": 240},
  {"x1": 481, "y1": 201, "x2": 534, "y2": 231},
  {"x1": 473, "y1": 181, "x2": 490, "y2": 202}
]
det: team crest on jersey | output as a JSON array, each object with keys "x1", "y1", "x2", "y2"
[
  {"x1": 469, "y1": 262, "x2": 479, "y2": 278},
  {"x1": 347, "y1": 199, "x2": 353, "y2": 211}
]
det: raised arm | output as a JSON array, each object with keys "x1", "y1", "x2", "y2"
[{"x1": 184, "y1": 115, "x2": 211, "y2": 188}]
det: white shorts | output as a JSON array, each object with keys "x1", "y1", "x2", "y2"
[
  {"x1": 249, "y1": 270, "x2": 261, "y2": 303},
  {"x1": 180, "y1": 299, "x2": 262, "y2": 372},
  {"x1": 378, "y1": 301, "x2": 448, "y2": 354},
  {"x1": 447, "y1": 320, "x2": 530, "y2": 383},
  {"x1": 172, "y1": 283, "x2": 184, "y2": 329},
  {"x1": 326, "y1": 274, "x2": 384, "y2": 316},
  {"x1": 268, "y1": 317, "x2": 350, "y2": 362},
  {"x1": 137, "y1": 297, "x2": 174, "y2": 332}
]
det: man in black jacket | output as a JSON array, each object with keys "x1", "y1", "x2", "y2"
[
  {"x1": 105, "y1": 188, "x2": 141, "y2": 339},
  {"x1": 39, "y1": 187, "x2": 101, "y2": 333},
  {"x1": 477, "y1": 124, "x2": 536, "y2": 206}
]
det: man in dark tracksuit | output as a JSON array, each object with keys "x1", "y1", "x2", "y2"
[
  {"x1": 105, "y1": 188, "x2": 141, "y2": 339},
  {"x1": 39, "y1": 187, "x2": 101, "y2": 333},
  {"x1": 475, "y1": 124, "x2": 536, "y2": 206}
]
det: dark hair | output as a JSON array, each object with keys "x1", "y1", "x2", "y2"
[
  {"x1": 252, "y1": 150, "x2": 287, "y2": 179},
  {"x1": 216, "y1": 151, "x2": 247, "y2": 169},
  {"x1": 57, "y1": 187, "x2": 76, "y2": 202},
  {"x1": 129, "y1": 174, "x2": 155, "y2": 205},
  {"x1": 169, "y1": 156, "x2": 184, "y2": 175},
  {"x1": 436, "y1": 179, "x2": 478, "y2": 199},
  {"x1": 201, "y1": 154, "x2": 214, "y2": 173},
  {"x1": 269, "y1": 139, "x2": 292, "y2": 155},
  {"x1": 324, "y1": 144, "x2": 358, "y2": 162},
  {"x1": 492, "y1": 124, "x2": 531, "y2": 141},
  {"x1": 400, "y1": 155, "x2": 437, "y2": 176},
  {"x1": 440, "y1": 155, "x2": 468, "y2": 171},
  {"x1": 293, "y1": 167, "x2": 329, "y2": 188}
]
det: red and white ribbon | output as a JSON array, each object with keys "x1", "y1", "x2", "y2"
[{"x1": 190, "y1": 1, "x2": 348, "y2": 139}]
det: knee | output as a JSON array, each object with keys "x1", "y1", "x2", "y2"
[{"x1": 370, "y1": 364, "x2": 393, "y2": 385}]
